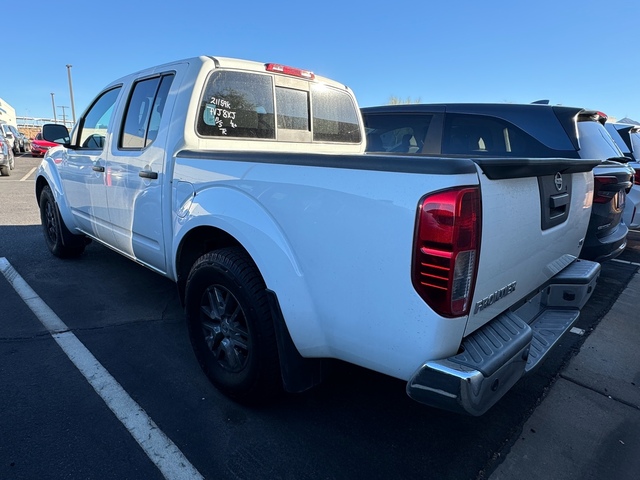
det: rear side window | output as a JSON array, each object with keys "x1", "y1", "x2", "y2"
[
  {"x1": 631, "y1": 132, "x2": 640, "y2": 155},
  {"x1": 362, "y1": 113, "x2": 434, "y2": 153},
  {"x1": 576, "y1": 120, "x2": 623, "y2": 159},
  {"x1": 311, "y1": 86, "x2": 361, "y2": 143},
  {"x1": 442, "y1": 114, "x2": 560, "y2": 157},
  {"x1": 197, "y1": 71, "x2": 275, "y2": 139},
  {"x1": 120, "y1": 73, "x2": 174, "y2": 149}
]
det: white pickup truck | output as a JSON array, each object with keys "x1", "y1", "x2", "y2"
[{"x1": 36, "y1": 55, "x2": 601, "y2": 415}]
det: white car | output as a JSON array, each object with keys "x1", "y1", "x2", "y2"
[
  {"x1": 0, "y1": 130, "x2": 15, "y2": 176},
  {"x1": 0, "y1": 123, "x2": 22, "y2": 155},
  {"x1": 605, "y1": 122, "x2": 640, "y2": 229}
]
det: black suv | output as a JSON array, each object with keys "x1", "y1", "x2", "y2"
[
  {"x1": 361, "y1": 103, "x2": 633, "y2": 262},
  {"x1": 604, "y1": 122, "x2": 640, "y2": 228}
]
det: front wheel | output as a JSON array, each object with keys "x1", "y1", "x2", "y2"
[
  {"x1": 39, "y1": 186, "x2": 86, "y2": 258},
  {"x1": 185, "y1": 247, "x2": 281, "y2": 403}
]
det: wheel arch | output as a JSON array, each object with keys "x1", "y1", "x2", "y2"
[
  {"x1": 35, "y1": 160, "x2": 78, "y2": 234},
  {"x1": 173, "y1": 187, "x2": 329, "y2": 390}
]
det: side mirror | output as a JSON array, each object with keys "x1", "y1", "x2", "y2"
[{"x1": 42, "y1": 123, "x2": 71, "y2": 145}]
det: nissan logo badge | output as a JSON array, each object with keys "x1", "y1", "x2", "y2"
[{"x1": 554, "y1": 172, "x2": 563, "y2": 191}]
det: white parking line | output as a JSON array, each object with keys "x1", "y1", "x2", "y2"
[
  {"x1": 0, "y1": 257, "x2": 203, "y2": 480},
  {"x1": 610, "y1": 258, "x2": 640, "y2": 267},
  {"x1": 20, "y1": 167, "x2": 37, "y2": 181}
]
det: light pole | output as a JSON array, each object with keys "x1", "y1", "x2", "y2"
[
  {"x1": 50, "y1": 93, "x2": 57, "y2": 123},
  {"x1": 66, "y1": 64, "x2": 76, "y2": 124}
]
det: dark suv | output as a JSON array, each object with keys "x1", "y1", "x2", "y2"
[
  {"x1": 604, "y1": 122, "x2": 640, "y2": 228},
  {"x1": 361, "y1": 103, "x2": 633, "y2": 262}
]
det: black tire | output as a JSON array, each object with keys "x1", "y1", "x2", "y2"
[
  {"x1": 39, "y1": 185, "x2": 86, "y2": 258},
  {"x1": 0, "y1": 165, "x2": 8, "y2": 176},
  {"x1": 185, "y1": 247, "x2": 282, "y2": 403}
]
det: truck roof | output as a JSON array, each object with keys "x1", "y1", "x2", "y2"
[{"x1": 104, "y1": 55, "x2": 352, "y2": 93}]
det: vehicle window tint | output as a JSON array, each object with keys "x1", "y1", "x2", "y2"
[
  {"x1": 275, "y1": 87, "x2": 309, "y2": 131},
  {"x1": 121, "y1": 77, "x2": 160, "y2": 149},
  {"x1": 362, "y1": 113, "x2": 433, "y2": 153},
  {"x1": 146, "y1": 74, "x2": 174, "y2": 146},
  {"x1": 197, "y1": 71, "x2": 275, "y2": 139},
  {"x1": 604, "y1": 123, "x2": 631, "y2": 156},
  {"x1": 576, "y1": 121, "x2": 623, "y2": 159},
  {"x1": 311, "y1": 86, "x2": 361, "y2": 143},
  {"x1": 629, "y1": 131, "x2": 640, "y2": 155},
  {"x1": 121, "y1": 73, "x2": 175, "y2": 150},
  {"x1": 79, "y1": 87, "x2": 122, "y2": 149},
  {"x1": 442, "y1": 114, "x2": 557, "y2": 157}
]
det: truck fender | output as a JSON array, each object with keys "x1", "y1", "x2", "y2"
[
  {"x1": 173, "y1": 185, "x2": 329, "y2": 359},
  {"x1": 35, "y1": 150, "x2": 81, "y2": 239}
]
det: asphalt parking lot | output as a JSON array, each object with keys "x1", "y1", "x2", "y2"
[{"x1": 1, "y1": 152, "x2": 639, "y2": 480}]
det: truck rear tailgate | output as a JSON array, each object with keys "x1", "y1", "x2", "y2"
[{"x1": 464, "y1": 157, "x2": 599, "y2": 335}]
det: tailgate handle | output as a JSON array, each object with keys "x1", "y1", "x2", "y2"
[
  {"x1": 139, "y1": 170, "x2": 158, "y2": 180},
  {"x1": 550, "y1": 193, "x2": 569, "y2": 208}
]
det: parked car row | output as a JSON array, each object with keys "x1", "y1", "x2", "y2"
[
  {"x1": 604, "y1": 122, "x2": 640, "y2": 229},
  {"x1": 361, "y1": 102, "x2": 636, "y2": 263}
]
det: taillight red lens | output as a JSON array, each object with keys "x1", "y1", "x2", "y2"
[
  {"x1": 593, "y1": 176, "x2": 618, "y2": 204},
  {"x1": 634, "y1": 170, "x2": 640, "y2": 186},
  {"x1": 412, "y1": 187, "x2": 481, "y2": 317}
]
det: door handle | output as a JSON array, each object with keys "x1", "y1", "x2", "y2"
[
  {"x1": 139, "y1": 170, "x2": 158, "y2": 180},
  {"x1": 550, "y1": 193, "x2": 569, "y2": 208},
  {"x1": 92, "y1": 165, "x2": 105, "y2": 172}
]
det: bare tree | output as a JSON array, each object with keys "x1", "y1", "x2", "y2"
[{"x1": 388, "y1": 95, "x2": 422, "y2": 105}]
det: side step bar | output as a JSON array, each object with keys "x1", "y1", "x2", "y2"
[{"x1": 407, "y1": 259, "x2": 600, "y2": 416}]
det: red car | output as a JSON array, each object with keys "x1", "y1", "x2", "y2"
[{"x1": 31, "y1": 132, "x2": 61, "y2": 157}]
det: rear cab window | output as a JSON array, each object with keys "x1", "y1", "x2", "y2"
[{"x1": 196, "y1": 70, "x2": 361, "y2": 144}]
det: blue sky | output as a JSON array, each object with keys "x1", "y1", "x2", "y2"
[{"x1": 4, "y1": 0, "x2": 639, "y2": 123}]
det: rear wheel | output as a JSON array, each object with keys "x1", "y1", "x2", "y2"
[
  {"x1": 0, "y1": 165, "x2": 8, "y2": 176},
  {"x1": 39, "y1": 185, "x2": 86, "y2": 258},
  {"x1": 185, "y1": 247, "x2": 281, "y2": 403}
]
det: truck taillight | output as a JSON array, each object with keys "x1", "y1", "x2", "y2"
[
  {"x1": 265, "y1": 63, "x2": 315, "y2": 80},
  {"x1": 593, "y1": 176, "x2": 618, "y2": 204},
  {"x1": 634, "y1": 170, "x2": 640, "y2": 186},
  {"x1": 412, "y1": 187, "x2": 481, "y2": 317}
]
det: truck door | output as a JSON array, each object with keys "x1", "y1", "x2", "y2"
[
  {"x1": 104, "y1": 73, "x2": 175, "y2": 273},
  {"x1": 60, "y1": 87, "x2": 122, "y2": 245}
]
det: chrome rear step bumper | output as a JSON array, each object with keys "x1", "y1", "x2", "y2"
[{"x1": 407, "y1": 259, "x2": 600, "y2": 416}]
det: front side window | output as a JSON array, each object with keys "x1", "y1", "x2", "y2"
[
  {"x1": 78, "y1": 87, "x2": 122, "y2": 149},
  {"x1": 197, "y1": 71, "x2": 275, "y2": 139},
  {"x1": 311, "y1": 86, "x2": 361, "y2": 143}
]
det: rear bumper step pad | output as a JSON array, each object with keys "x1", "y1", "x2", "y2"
[{"x1": 406, "y1": 259, "x2": 600, "y2": 415}]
